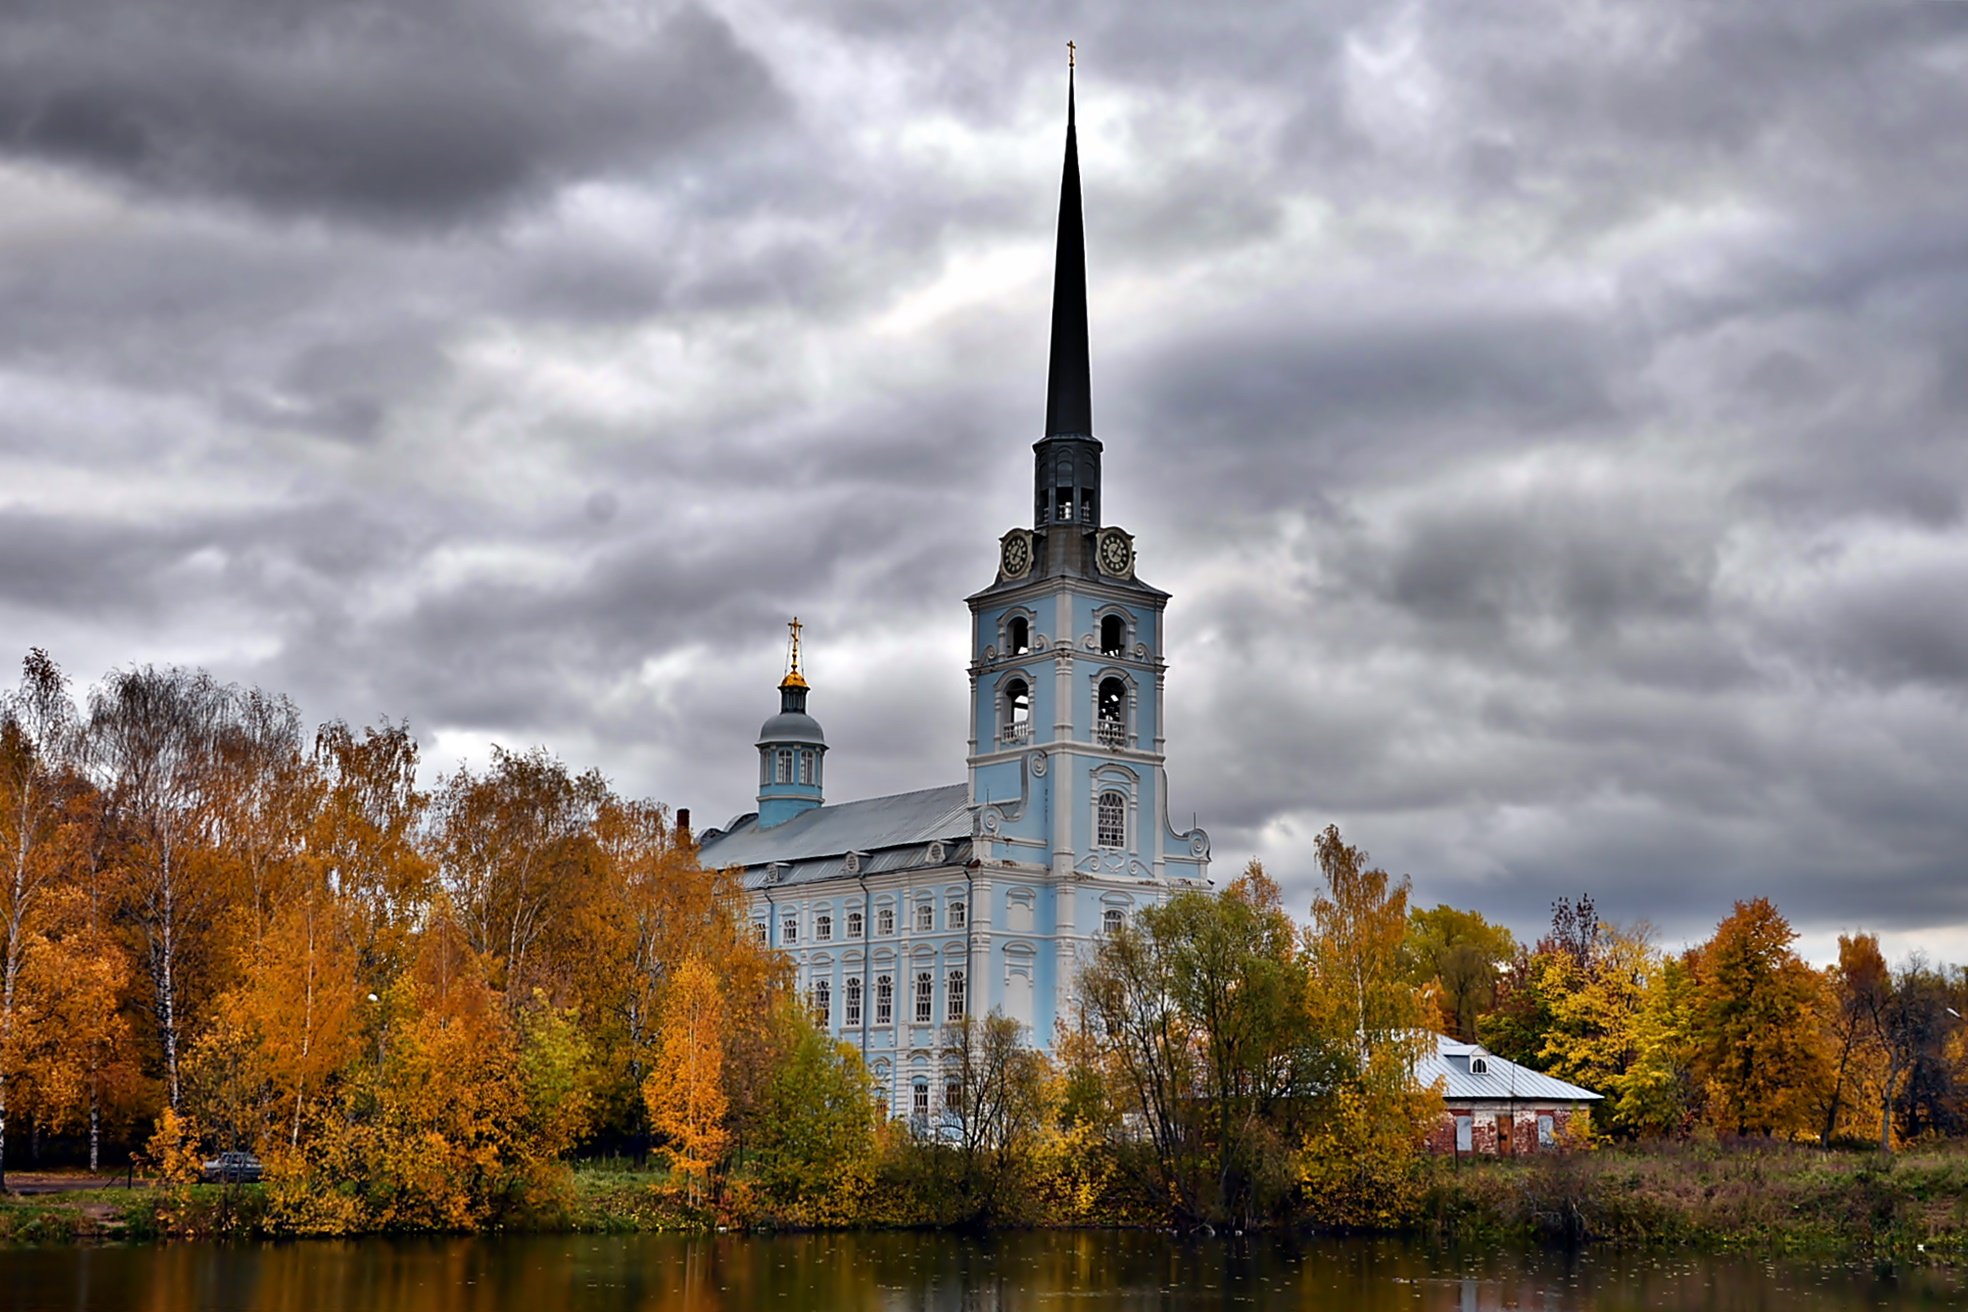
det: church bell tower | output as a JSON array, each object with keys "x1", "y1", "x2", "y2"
[{"x1": 964, "y1": 58, "x2": 1210, "y2": 887}]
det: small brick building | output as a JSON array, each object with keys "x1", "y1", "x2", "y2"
[{"x1": 1418, "y1": 1035, "x2": 1601, "y2": 1155}]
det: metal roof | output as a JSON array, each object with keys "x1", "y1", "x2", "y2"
[
  {"x1": 696, "y1": 783, "x2": 971, "y2": 882},
  {"x1": 1418, "y1": 1035, "x2": 1603, "y2": 1103}
]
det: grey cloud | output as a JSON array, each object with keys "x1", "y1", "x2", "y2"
[
  {"x1": 6, "y1": 0, "x2": 1968, "y2": 961},
  {"x1": 0, "y1": 0, "x2": 784, "y2": 225}
]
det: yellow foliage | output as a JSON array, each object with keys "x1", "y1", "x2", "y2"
[{"x1": 642, "y1": 957, "x2": 729, "y2": 1198}]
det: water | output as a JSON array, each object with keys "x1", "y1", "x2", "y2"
[{"x1": 2, "y1": 1231, "x2": 1961, "y2": 1311}]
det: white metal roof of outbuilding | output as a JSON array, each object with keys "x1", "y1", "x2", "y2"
[{"x1": 1417, "y1": 1034, "x2": 1603, "y2": 1103}]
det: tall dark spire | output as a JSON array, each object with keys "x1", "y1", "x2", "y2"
[{"x1": 1043, "y1": 57, "x2": 1092, "y2": 439}]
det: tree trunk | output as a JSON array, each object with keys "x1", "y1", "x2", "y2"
[{"x1": 89, "y1": 1088, "x2": 100, "y2": 1173}]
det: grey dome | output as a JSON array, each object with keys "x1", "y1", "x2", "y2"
[{"x1": 757, "y1": 711, "x2": 826, "y2": 747}]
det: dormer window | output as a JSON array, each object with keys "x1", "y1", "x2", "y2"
[
  {"x1": 1471, "y1": 1055, "x2": 1490, "y2": 1076},
  {"x1": 1100, "y1": 615, "x2": 1125, "y2": 657},
  {"x1": 1008, "y1": 616, "x2": 1031, "y2": 655},
  {"x1": 844, "y1": 851, "x2": 861, "y2": 875}
]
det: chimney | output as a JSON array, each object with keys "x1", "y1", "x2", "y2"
[{"x1": 676, "y1": 808, "x2": 691, "y2": 846}]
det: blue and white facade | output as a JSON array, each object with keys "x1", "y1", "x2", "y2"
[{"x1": 694, "y1": 69, "x2": 1210, "y2": 1119}]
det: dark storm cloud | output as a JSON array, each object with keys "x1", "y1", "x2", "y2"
[
  {"x1": 0, "y1": 0, "x2": 784, "y2": 224},
  {"x1": 5, "y1": 0, "x2": 1968, "y2": 958}
]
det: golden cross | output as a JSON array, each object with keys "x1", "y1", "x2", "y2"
[
  {"x1": 787, "y1": 616, "x2": 804, "y2": 674},
  {"x1": 1067, "y1": 40, "x2": 1076, "y2": 69}
]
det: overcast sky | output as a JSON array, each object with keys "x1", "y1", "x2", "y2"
[{"x1": 3, "y1": 0, "x2": 1965, "y2": 962}]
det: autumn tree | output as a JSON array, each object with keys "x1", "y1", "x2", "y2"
[
  {"x1": 1401, "y1": 903, "x2": 1516, "y2": 1041},
  {"x1": 939, "y1": 1010, "x2": 1053, "y2": 1224},
  {"x1": 1, "y1": 649, "x2": 83, "y2": 1187},
  {"x1": 311, "y1": 720, "x2": 432, "y2": 989},
  {"x1": 432, "y1": 747, "x2": 607, "y2": 1003},
  {"x1": 1690, "y1": 897, "x2": 1827, "y2": 1138},
  {"x1": 643, "y1": 956, "x2": 729, "y2": 1201},
  {"x1": 1300, "y1": 827, "x2": 1438, "y2": 1228},
  {"x1": 1074, "y1": 863, "x2": 1327, "y2": 1225},
  {"x1": 751, "y1": 1007, "x2": 881, "y2": 1224},
  {"x1": 88, "y1": 665, "x2": 242, "y2": 1109}
]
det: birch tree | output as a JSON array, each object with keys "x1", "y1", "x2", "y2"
[
  {"x1": 88, "y1": 665, "x2": 236, "y2": 1109},
  {"x1": 0, "y1": 650, "x2": 82, "y2": 1187}
]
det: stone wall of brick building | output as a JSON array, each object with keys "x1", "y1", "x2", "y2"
[{"x1": 1423, "y1": 1102, "x2": 1591, "y2": 1155}]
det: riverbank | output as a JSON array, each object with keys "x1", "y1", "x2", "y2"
[
  {"x1": 6, "y1": 1145, "x2": 1967, "y2": 1260},
  {"x1": 1423, "y1": 1142, "x2": 1968, "y2": 1259}
]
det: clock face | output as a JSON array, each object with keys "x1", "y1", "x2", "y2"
[
  {"x1": 1000, "y1": 531, "x2": 1032, "y2": 579},
  {"x1": 1096, "y1": 529, "x2": 1133, "y2": 577}
]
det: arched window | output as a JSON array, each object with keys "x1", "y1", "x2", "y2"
[
  {"x1": 1096, "y1": 677, "x2": 1127, "y2": 749},
  {"x1": 846, "y1": 909, "x2": 864, "y2": 938},
  {"x1": 949, "y1": 900, "x2": 966, "y2": 929},
  {"x1": 1102, "y1": 906, "x2": 1125, "y2": 935},
  {"x1": 811, "y1": 978, "x2": 830, "y2": 1026},
  {"x1": 914, "y1": 971, "x2": 934, "y2": 1024},
  {"x1": 845, "y1": 976, "x2": 863, "y2": 1026},
  {"x1": 1001, "y1": 678, "x2": 1032, "y2": 746},
  {"x1": 875, "y1": 974, "x2": 894, "y2": 1025},
  {"x1": 914, "y1": 903, "x2": 934, "y2": 932},
  {"x1": 877, "y1": 906, "x2": 895, "y2": 936},
  {"x1": 815, "y1": 912, "x2": 833, "y2": 942},
  {"x1": 799, "y1": 750, "x2": 815, "y2": 783},
  {"x1": 912, "y1": 1081, "x2": 931, "y2": 1119},
  {"x1": 775, "y1": 749, "x2": 793, "y2": 783},
  {"x1": 1100, "y1": 614, "x2": 1126, "y2": 656},
  {"x1": 1008, "y1": 616, "x2": 1031, "y2": 655},
  {"x1": 1096, "y1": 791, "x2": 1126, "y2": 849},
  {"x1": 947, "y1": 969, "x2": 966, "y2": 1020}
]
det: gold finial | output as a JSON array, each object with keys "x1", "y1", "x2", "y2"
[
  {"x1": 1067, "y1": 39, "x2": 1076, "y2": 69},
  {"x1": 781, "y1": 616, "x2": 808, "y2": 689}
]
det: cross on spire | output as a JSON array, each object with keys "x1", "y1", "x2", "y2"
[{"x1": 782, "y1": 616, "x2": 808, "y2": 690}]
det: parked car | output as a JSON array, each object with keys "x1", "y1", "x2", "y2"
[{"x1": 199, "y1": 1150, "x2": 264, "y2": 1184}]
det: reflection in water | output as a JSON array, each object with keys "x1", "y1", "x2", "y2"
[{"x1": 1, "y1": 1231, "x2": 1961, "y2": 1312}]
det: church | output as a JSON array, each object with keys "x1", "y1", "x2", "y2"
[{"x1": 694, "y1": 66, "x2": 1212, "y2": 1122}]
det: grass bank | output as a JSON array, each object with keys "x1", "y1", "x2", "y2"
[
  {"x1": 7, "y1": 1145, "x2": 1968, "y2": 1260},
  {"x1": 1422, "y1": 1141, "x2": 1968, "y2": 1260}
]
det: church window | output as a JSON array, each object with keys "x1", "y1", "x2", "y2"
[
  {"x1": 1008, "y1": 616, "x2": 1031, "y2": 654},
  {"x1": 875, "y1": 975, "x2": 894, "y2": 1025},
  {"x1": 1100, "y1": 615, "x2": 1126, "y2": 656},
  {"x1": 944, "y1": 1076, "x2": 963, "y2": 1113},
  {"x1": 1056, "y1": 489, "x2": 1074, "y2": 521},
  {"x1": 914, "y1": 971, "x2": 934, "y2": 1024},
  {"x1": 1102, "y1": 906, "x2": 1125, "y2": 935},
  {"x1": 915, "y1": 903, "x2": 934, "y2": 932},
  {"x1": 847, "y1": 910, "x2": 864, "y2": 939},
  {"x1": 949, "y1": 900, "x2": 966, "y2": 929},
  {"x1": 816, "y1": 913, "x2": 833, "y2": 942},
  {"x1": 799, "y1": 750, "x2": 815, "y2": 783},
  {"x1": 1081, "y1": 488, "x2": 1095, "y2": 523},
  {"x1": 811, "y1": 978, "x2": 830, "y2": 1027},
  {"x1": 783, "y1": 915, "x2": 799, "y2": 945},
  {"x1": 948, "y1": 969, "x2": 966, "y2": 1020},
  {"x1": 877, "y1": 907, "x2": 895, "y2": 936},
  {"x1": 1097, "y1": 678, "x2": 1126, "y2": 748},
  {"x1": 1002, "y1": 679, "x2": 1031, "y2": 746},
  {"x1": 775, "y1": 749, "x2": 793, "y2": 783},
  {"x1": 912, "y1": 1082, "x2": 931, "y2": 1119},
  {"x1": 845, "y1": 977, "x2": 863, "y2": 1026},
  {"x1": 753, "y1": 921, "x2": 767, "y2": 944},
  {"x1": 1096, "y1": 791, "x2": 1126, "y2": 849}
]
